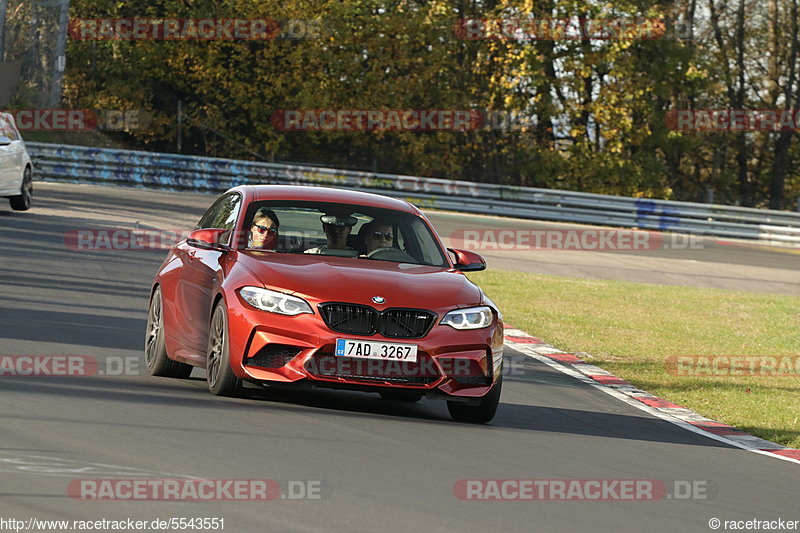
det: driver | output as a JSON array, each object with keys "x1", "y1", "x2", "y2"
[{"x1": 362, "y1": 220, "x2": 395, "y2": 254}]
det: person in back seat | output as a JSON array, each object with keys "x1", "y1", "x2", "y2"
[{"x1": 305, "y1": 212, "x2": 358, "y2": 254}]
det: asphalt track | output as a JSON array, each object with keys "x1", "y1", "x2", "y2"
[
  {"x1": 430, "y1": 212, "x2": 800, "y2": 295},
  {"x1": 0, "y1": 183, "x2": 797, "y2": 533}
]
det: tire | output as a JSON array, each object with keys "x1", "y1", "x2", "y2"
[
  {"x1": 206, "y1": 303, "x2": 243, "y2": 396},
  {"x1": 379, "y1": 390, "x2": 424, "y2": 402},
  {"x1": 145, "y1": 287, "x2": 193, "y2": 378},
  {"x1": 9, "y1": 166, "x2": 32, "y2": 211},
  {"x1": 447, "y1": 378, "x2": 502, "y2": 424}
]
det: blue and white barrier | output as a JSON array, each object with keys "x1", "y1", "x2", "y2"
[{"x1": 26, "y1": 142, "x2": 800, "y2": 245}]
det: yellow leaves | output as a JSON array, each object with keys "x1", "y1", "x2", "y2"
[
  {"x1": 685, "y1": 63, "x2": 709, "y2": 80},
  {"x1": 607, "y1": 140, "x2": 623, "y2": 154}
]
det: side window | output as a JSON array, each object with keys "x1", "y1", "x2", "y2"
[
  {"x1": 0, "y1": 117, "x2": 10, "y2": 139},
  {"x1": 1, "y1": 115, "x2": 19, "y2": 141},
  {"x1": 406, "y1": 218, "x2": 446, "y2": 266},
  {"x1": 8, "y1": 123, "x2": 19, "y2": 141},
  {"x1": 195, "y1": 194, "x2": 241, "y2": 242}
]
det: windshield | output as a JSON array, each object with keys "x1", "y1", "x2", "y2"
[{"x1": 242, "y1": 201, "x2": 448, "y2": 267}]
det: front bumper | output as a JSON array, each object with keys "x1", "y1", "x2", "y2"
[{"x1": 225, "y1": 295, "x2": 504, "y2": 399}]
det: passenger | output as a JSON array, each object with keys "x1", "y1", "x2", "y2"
[{"x1": 249, "y1": 208, "x2": 280, "y2": 249}]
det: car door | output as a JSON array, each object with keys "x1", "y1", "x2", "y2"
[
  {"x1": 173, "y1": 192, "x2": 241, "y2": 351},
  {"x1": 0, "y1": 116, "x2": 14, "y2": 193},
  {"x1": 7, "y1": 117, "x2": 26, "y2": 184}
]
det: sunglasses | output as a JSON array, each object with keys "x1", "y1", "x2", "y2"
[
  {"x1": 371, "y1": 231, "x2": 394, "y2": 240},
  {"x1": 253, "y1": 224, "x2": 277, "y2": 235}
]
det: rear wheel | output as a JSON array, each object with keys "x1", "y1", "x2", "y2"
[
  {"x1": 447, "y1": 378, "x2": 502, "y2": 424},
  {"x1": 9, "y1": 166, "x2": 32, "y2": 211},
  {"x1": 379, "y1": 390, "x2": 424, "y2": 402},
  {"x1": 206, "y1": 303, "x2": 243, "y2": 396},
  {"x1": 145, "y1": 287, "x2": 193, "y2": 378}
]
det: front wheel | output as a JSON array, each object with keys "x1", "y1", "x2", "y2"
[
  {"x1": 9, "y1": 167, "x2": 32, "y2": 211},
  {"x1": 447, "y1": 378, "x2": 502, "y2": 424},
  {"x1": 145, "y1": 287, "x2": 192, "y2": 378},
  {"x1": 206, "y1": 303, "x2": 242, "y2": 396}
]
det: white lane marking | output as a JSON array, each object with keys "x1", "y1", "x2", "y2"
[{"x1": 0, "y1": 451, "x2": 201, "y2": 478}]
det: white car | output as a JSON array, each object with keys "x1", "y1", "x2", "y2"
[{"x1": 0, "y1": 112, "x2": 33, "y2": 211}]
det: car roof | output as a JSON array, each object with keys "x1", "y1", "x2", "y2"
[{"x1": 237, "y1": 185, "x2": 421, "y2": 214}]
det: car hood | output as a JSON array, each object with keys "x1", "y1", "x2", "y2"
[{"x1": 236, "y1": 252, "x2": 482, "y2": 310}]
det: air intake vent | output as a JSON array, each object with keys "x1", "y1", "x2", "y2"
[
  {"x1": 319, "y1": 303, "x2": 377, "y2": 335},
  {"x1": 245, "y1": 344, "x2": 302, "y2": 368},
  {"x1": 380, "y1": 309, "x2": 436, "y2": 338},
  {"x1": 319, "y1": 304, "x2": 436, "y2": 339}
]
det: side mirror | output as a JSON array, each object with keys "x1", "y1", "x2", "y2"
[
  {"x1": 0, "y1": 136, "x2": 12, "y2": 146},
  {"x1": 186, "y1": 228, "x2": 230, "y2": 252},
  {"x1": 448, "y1": 248, "x2": 486, "y2": 272}
]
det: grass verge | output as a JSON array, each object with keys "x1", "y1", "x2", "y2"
[{"x1": 468, "y1": 269, "x2": 800, "y2": 448}]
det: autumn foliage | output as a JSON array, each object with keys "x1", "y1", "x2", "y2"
[{"x1": 55, "y1": 0, "x2": 800, "y2": 208}]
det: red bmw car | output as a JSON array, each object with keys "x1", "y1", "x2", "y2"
[{"x1": 145, "y1": 185, "x2": 504, "y2": 422}]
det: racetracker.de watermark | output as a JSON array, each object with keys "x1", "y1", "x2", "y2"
[
  {"x1": 0, "y1": 518, "x2": 225, "y2": 532},
  {"x1": 68, "y1": 18, "x2": 322, "y2": 40},
  {"x1": 708, "y1": 518, "x2": 800, "y2": 530},
  {"x1": 1, "y1": 109, "x2": 148, "y2": 131},
  {"x1": 665, "y1": 356, "x2": 800, "y2": 377},
  {"x1": 68, "y1": 479, "x2": 327, "y2": 501},
  {"x1": 271, "y1": 109, "x2": 484, "y2": 132},
  {"x1": 665, "y1": 109, "x2": 800, "y2": 132},
  {"x1": 65, "y1": 229, "x2": 192, "y2": 251},
  {"x1": 449, "y1": 228, "x2": 704, "y2": 251},
  {"x1": 64, "y1": 228, "x2": 348, "y2": 251},
  {"x1": 269, "y1": 109, "x2": 569, "y2": 132},
  {"x1": 453, "y1": 479, "x2": 714, "y2": 501},
  {"x1": 0, "y1": 356, "x2": 141, "y2": 377},
  {"x1": 453, "y1": 17, "x2": 675, "y2": 40},
  {"x1": 303, "y1": 356, "x2": 492, "y2": 379}
]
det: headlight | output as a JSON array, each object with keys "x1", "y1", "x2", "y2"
[
  {"x1": 239, "y1": 286, "x2": 313, "y2": 316},
  {"x1": 440, "y1": 306, "x2": 493, "y2": 330}
]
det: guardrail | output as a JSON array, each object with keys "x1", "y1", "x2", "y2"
[{"x1": 26, "y1": 142, "x2": 800, "y2": 245}]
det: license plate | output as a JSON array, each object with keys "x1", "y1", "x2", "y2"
[{"x1": 335, "y1": 339, "x2": 418, "y2": 362}]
